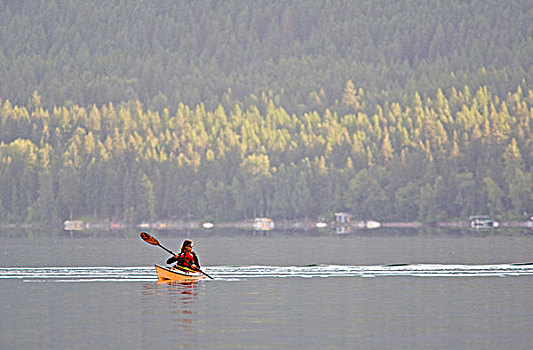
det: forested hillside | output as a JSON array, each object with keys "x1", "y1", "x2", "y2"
[
  {"x1": 0, "y1": 0, "x2": 531, "y2": 112},
  {"x1": 1, "y1": 86, "x2": 531, "y2": 224},
  {"x1": 0, "y1": 1, "x2": 532, "y2": 225}
]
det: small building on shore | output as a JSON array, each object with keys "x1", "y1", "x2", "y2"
[
  {"x1": 334, "y1": 212, "x2": 352, "y2": 224},
  {"x1": 64, "y1": 220, "x2": 85, "y2": 231},
  {"x1": 253, "y1": 218, "x2": 275, "y2": 231}
]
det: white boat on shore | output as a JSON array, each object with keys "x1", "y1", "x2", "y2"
[{"x1": 469, "y1": 215, "x2": 499, "y2": 229}]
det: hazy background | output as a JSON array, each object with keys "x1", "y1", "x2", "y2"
[{"x1": 0, "y1": 0, "x2": 531, "y2": 229}]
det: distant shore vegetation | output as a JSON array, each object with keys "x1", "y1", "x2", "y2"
[{"x1": 0, "y1": 85, "x2": 531, "y2": 225}]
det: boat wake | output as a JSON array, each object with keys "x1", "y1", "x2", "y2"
[
  {"x1": 0, "y1": 267, "x2": 157, "y2": 283},
  {"x1": 213, "y1": 263, "x2": 533, "y2": 279},
  {"x1": 1, "y1": 263, "x2": 533, "y2": 282}
]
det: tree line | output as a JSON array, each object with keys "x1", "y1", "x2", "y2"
[{"x1": 1, "y1": 85, "x2": 531, "y2": 225}]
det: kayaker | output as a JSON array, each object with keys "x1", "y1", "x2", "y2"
[{"x1": 166, "y1": 239, "x2": 200, "y2": 270}]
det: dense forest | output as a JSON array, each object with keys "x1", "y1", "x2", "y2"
[
  {"x1": 0, "y1": 1, "x2": 532, "y2": 225},
  {"x1": 1, "y1": 0, "x2": 531, "y2": 113},
  {"x1": 1, "y1": 86, "x2": 531, "y2": 224}
]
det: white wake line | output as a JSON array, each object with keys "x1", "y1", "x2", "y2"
[
  {"x1": 211, "y1": 264, "x2": 533, "y2": 272},
  {"x1": 2, "y1": 264, "x2": 533, "y2": 281}
]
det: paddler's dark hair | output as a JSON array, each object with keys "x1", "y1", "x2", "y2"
[{"x1": 180, "y1": 239, "x2": 193, "y2": 252}]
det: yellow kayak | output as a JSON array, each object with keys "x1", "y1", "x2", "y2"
[{"x1": 155, "y1": 264, "x2": 205, "y2": 281}]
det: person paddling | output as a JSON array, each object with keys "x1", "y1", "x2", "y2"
[{"x1": 166, "y1": 239, "x2": 200, "y2": 270}]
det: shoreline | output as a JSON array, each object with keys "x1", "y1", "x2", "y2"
[{"x1": 2, "y1": 219, "x2": 532, "y2": 232}]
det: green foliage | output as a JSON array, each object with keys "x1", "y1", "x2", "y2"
[
  {"x1": 0, "y1": 1, "x2": 531, "y2": 114},
  {"x1": 0, "y1": 85, "x2": 531, "y2": 223}
]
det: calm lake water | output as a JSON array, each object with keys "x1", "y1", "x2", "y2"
[{"x1": 1, "y1": 228, "x2": 533, "y2": 349}]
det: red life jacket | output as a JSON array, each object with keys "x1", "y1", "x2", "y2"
[{"x1": 177, "y1": 251, "x2": 195, "y2": 268}]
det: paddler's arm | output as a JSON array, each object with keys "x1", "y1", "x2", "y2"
[{"x1": 166, "y1": 254, "x2": 178, "y2": 265}]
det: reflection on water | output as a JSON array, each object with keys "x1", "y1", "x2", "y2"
[
  {"x1": 141, "y1": 280, "x2": 202, "y2": 336},
  {"x1": 2, "y1": 225, "x2": 533, "y2": 239}
]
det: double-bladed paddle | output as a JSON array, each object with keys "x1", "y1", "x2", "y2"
[{"x1": 140, "y1": 232, "x2": 213, "y2": 279}]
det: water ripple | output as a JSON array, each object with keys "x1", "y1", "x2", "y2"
[{"x1": 1, "y1": 263, "x2": 533, "y2": 282}]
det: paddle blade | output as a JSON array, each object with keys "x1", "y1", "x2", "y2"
[{"x1": 140, "y1": 232, "x2": 159, "y2": 246}]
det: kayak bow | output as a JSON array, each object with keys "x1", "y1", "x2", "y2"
[{"x1": 155, "y1": 264, "x2": 205, "y2": 281}]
